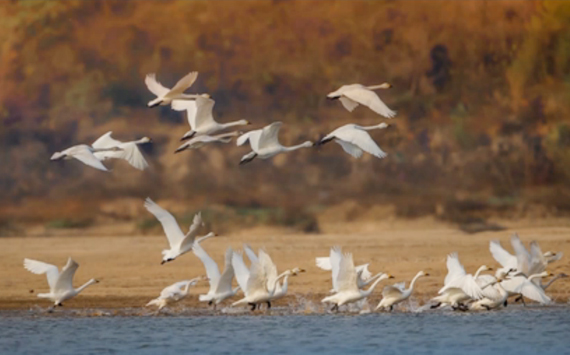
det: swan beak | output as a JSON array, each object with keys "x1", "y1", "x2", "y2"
[
  {"x1": 174, "y1": 146, "x2": 186, "y2": 154},
  {"x1": 246, "y1": 121, "x2": 252, "y2": 125},
  {"x1": 214, "y1": 233, "x2": 219, "y2": 237},
  {"x1": 388, "y1": 275, "x2": 395, "y2": 279},
  {"x1": 94, "y1": 279, "x2": 100, "y2": 283},
  {"x1": 387, "y1": 83, "x2": 393, "y2": 88},
  {"x1": 549, "y1": 272, "x2": 555, "y2": 277},
  {"x1": 161, "y1": 260, "x2": 166, "y2": 265},
  {"x1": 424, "y1": 273, "x2": 430, "y2": 276},
  {"x1": 148, "y1": 102, "x2": 160, "y2": 108},
  {"x1": 488, "y1": 267, "x2": 494, "y2": 271},
  {"x1": 300, "y1": 269, "x2": 306, "y2": 273}
]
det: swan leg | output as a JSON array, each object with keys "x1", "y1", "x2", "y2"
[
  {"x1": 58, "y1": 303, "x2": 63, "y2": 307},
  {"x1": 430, "y1": 302, "x2": 442, "y2": 309},
  {"x1": 483, "y1": 305, "x2": 491, "y2": 311},
  {"x1": 208, "y1": 301, "x2": 213, "y2": 306},
  {"x1": 514, "y1": 295, "x2": 524, "y2": 306},
  {"x1": 389, "y1": 305, "x2": 393, "y2": 312},
  {"x1": 266, "y1": 302, "x2": 271, "y2": 309},
  {"x1": 331, "y1": 304, "x2": 339, "y2": 312},
  {"x1": 249, "y1": 303, "x2": 256, "y2": 311},
  {"x1": 213, "y1": 303, "x2": 217, "y2": 311}
]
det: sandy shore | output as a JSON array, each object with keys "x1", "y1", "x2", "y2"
[{"x1": 1, "y1": 218, "x2": 569, "y2": 311}]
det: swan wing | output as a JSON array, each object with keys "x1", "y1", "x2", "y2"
[
  {"x1": 70, "y1": 145, "x2": 110, "y2": 171},
  {"x1": 489, "y1": 240, "x2": 517, "y2": 269},
  {"x1": 167, "y1": 71, "x2": 198, "y2": 96},
  {"x1": 91, "y1": 131, "x2": 123, "y2": 149},
  {"x1": 444, "y1": 252, "x2": 467, "y2": 286},
  {"x1": 214, "y1": 248, "x2": 235, "y2": 294},
  {"x1": 194, "y1": 96, "x2": 216, "y2": 129},
  {"x1": 231, "y1": 251, "x2": 250, "y2": 292},
  {"x1": 145, "y1": 73, "x2": 170, "y2": 97},
  {"x1": 97, "y1": 142, "x2": 148, "y2": 170},
  {"x1": 237, "y1": 130, "x2": 263, "y2": 151},
  {"x1": 511, "y1": 233, "x2": 531, "y2": 274},
  {"x1": 334, "y1": 140, "x2": 363, "y2": 158},
  {"x1": 342, "y1": 87, "x2": 396, "y2": 118},
  {"x1": 24, "y1": 259, "x2": 60, "y2": 290},
  {"x1": 476, "y1": 275, "x2": 502, "y2": 300},
  {"x1": 337, "y1": 252, "x2": 358, "y2": 292},
  {"x1": 243, "y1": 244, "x2": 258, "y2": 264},
  {"x1": 143, "y1": 198, "x2": 185, "y2": 248},
  {"x1": 246, "y1": 258, "x2": 267, "y2": 295},
  {"x1": 527, "y1": 241, "x2": 547, "y2": 277},
  {"x1": 171, "y1": 100, "x2": 198, "y2": 129},
  {"x1": 54, "y1": 258, "x2": 79, "y2": 293},
  {"x1": 160, "y1": 281, "x2": 190, "y2": 298},
  {"x1": 518, "y1": 280, "x2": 551, "y2": 304},
  {"x1": 446, "y1": 275, "x2": 484, "y2": 300},
  {"x1": 257, "y1": 122, "x2": 283, "y2": 149},
  {"x1": 179, "y1": 212, "x2": 203, "y2": 250},
  {"x1": 334, "y1": 127, "x2": 387, "y2": 159},
  {"x1": 382, "y1": 284, "x2": 404, "y2": 298},
  {"x1": 355, "y1": 264, "x2": 372, "y2": 281},
  {"x1": 339, "y1": 96, "x2": 359, "y2": 112},
  {"x1": 192, "y1": 243, "x2": 221, "y2": 289},
  {"x1": 259, "y1": 249, "x2": 278, "y2": 290},
  {"x1": 330, "y1": 246, "x2": 342, "y2": 292},
  {"x1": 315, "y1": 257, "x2": 332, "y2": 271}
]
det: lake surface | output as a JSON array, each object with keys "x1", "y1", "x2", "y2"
[{"x1": 1, "y1": 307, "x2": 569, "y2": 355}]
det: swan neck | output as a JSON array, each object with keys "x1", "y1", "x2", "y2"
[
  {"x1": 366, "y1": 84, "x2": 388, "y2": 90},
  {"x1": 270, "y1": 272, "x2": 289, "y2": 295},
  {"x1": 284, "y1": 142, "x2": 311, "y2": 152},
  {"x1": 363, "y1": 276, "x2": 386, "y2": 296},
  {"x1": 409, "y1": 273, "x2": 423, "y2": 291},
  {"x1": 474, "y1": 267, "x2": 486, "y2": 279},
  {"x1": 220, "y1": 120, "x2": 247, "y2": 129},
  {"x1": 75, "y1": 279, "x2": 97, "y2": 294}
]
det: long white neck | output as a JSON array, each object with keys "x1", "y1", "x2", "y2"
[
  {"x1": 280, "y1": 275, "x2": 290, "y2": 294},
  {"x1": 361, "y1": 272, "x2": 385, "y2": 287},
  {"x1": 219, "y1": 120, "x2": 249, "y2": 130},
  {"x1": 527, "y1": 273, "x2": 547, "y2": 282},
  {"x1": 541, "y1": 275, "x2": 564, "y2": 290},
  {"x1": 359, "y1": 123, "x2": 388, "y2": 131},
  {"x1": 194, "y1": 232, "x2": 216, "y2": 243},
  {"x1": 74, "y1": 279, "x2": 98, "y2": 295},
  {"x1": 283, "y1": 142, "x2": 312, "y2": 152},
  {"x1": 182, "y1": 282, "x2": 193, "y2": 296},
  {"x1": 92, "y1": 147, "x2": 119, "y2": 153},
  {"x1": 495, "y1": 282, "x2": 507, "y2": 298},
  {"x1": 362, "y1": 275, "x2": 388, "y2": 296},
  {"x1": 269, "y1": 272, "x2": 289, "y2": 296},
  {"x1": 408, "y1": 272, "x2": 424, "y2": 292},
  {"x1": 480, "y1": 279, "x2": 498, "y2": 290},
  {"x1": 134, "y1": 138, "x2": 148, "y2": 145},
  {"x1": 366, "y1": 84, "x2": 390, "y2": 90},
  {"x1": 474, "y1": 266, "x2": 487, "y2": 279}
]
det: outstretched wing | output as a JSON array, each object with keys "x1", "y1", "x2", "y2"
[
  {"x1": 232, "y1": 251, "x2": 250, "y2": 292},
  {"x1": 168, "y1": 71, "x2": 198, "y2": 96},
  {"x1": 24, "y1": 259, "x2": 59, "y2": 290},
  {"x1": 511, "y1": 233, "x2": 531, "y2": 275},
  {"x1": 54, "y1": 258, "x2": 79, "y2": 293},
  {"x1": 382, "y1": 284, "x2": 404, "y2": 298},
  {"x1": 355, "y1": 264, "x2": 372, "y2": 281},
  {"x1": 334, "y1": 140, "x2": 364, "y2": 158},
  {"x1": 192, "y1": 243, "x2": 221, "y2": 290},
  {"x1": 246, "y1": 259, "x2": 267, "y2": 295},
  {"x1": 342, "y1": 87, "x2": 396, "y2": 118},
  {"x1": 243, "y1": 244, "x2": 258, "y2": 264},
  {"x1": 489, "y1": 240, "x2": 516, "y2": 269},
  {"x1": 444, "y1": 252, "x2": 467, "y2": 286},
  {"x1": 194, "y1": 96, "x2": 216, "y2": 129},
  {"x1": 339, "y1": 96, "x2": 359, "y2": 112},
  {"x1": 237, "y1": 130, "x2": 262, "y2": 151},
  {"x1": 145, "y1": 73, "x2": 170, "y2": 97},
  {"x1": 257, "y1": 122, "x2": 283, "y2": 149},
  {"x1": 71, "y1": 146, "x2": 109, "y2": 171},
  {"x1": 179, "y1": 212, "x2": 203, "y2": 250},
  {"x1": 315, "y1": 257, "x2": 332, "y2": 271},
  {"x1": 335, "y1": 127, "x2": 387, "y2": 159},
  {"x1": 92, "y1": 131, "x2": 123, "y2": 149},
  {"x1": 215, "y1": 248, "x2": 235, "y2": 294},
  {"x1": 330, "y1": 246, "x2": 342, "y2": 292},
  {"x1": 143, "y1": 198, "x2": 185, "y2": 248},
  {"x1": 337, "y1": 252, "x2": 358, "y2": 292},
  {"x1": 259, "y1": 249, "x2": 278, "y2": 291}
]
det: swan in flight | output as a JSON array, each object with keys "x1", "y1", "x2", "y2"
[
  {"x1": 146, "y1": 276, "x2": 206, "y2": 311},
  {"x1": 469, "y1": 276, "x2": 509, "y2": 311},
  {"x1": 316, "y1": 247, "x2": 374, "y2": 292},
  {"x1": 143, "y1": 198, "x2": 216, "y2": 264},
  {"x1": 327, "y1": 83, "x2": 396, "y2": 118},
  {"x1": 500, "y1": 271, "x2": 554, "y2": 305},
  {"x1": 92, "y1": 132, "x2": 151, "y2": 170},
  {"x1": 193, "y1": 245, "x2": 240, "y2": 309},
  {"x1": 232, "y1": 250, "x2": 300, "y2": 310},
  {"x1": 145, "y1": 71, "x2": 202, "y2": 108},
  {"x1": 51, "y1": 144, "x2": 123, "y2": 171},
  {"x1": 315, "y1": 123, "x2": 388, "y2": 159},
  {"x1": 376, "y1": 271, "x2": 429, "y2": 311},
  {"x1": 24, "y1": 258, "x2": 99, "y2": 306},
  {"x1": 321, "y1": 252, "x2": 393, "y2": 312},
  {"x1": 175, "y1": 96, "x2": 250, "y2": 140},
  {"x1": 237, "y1": 122, "x2": 313, "y2": 165},
  {"x1": 436, "y1": 253, "x2": 495, "y2": 309},
  {"x1": 174, "y1": 132, "x2": 241, "y2": 153}
]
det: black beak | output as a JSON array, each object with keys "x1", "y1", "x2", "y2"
[
  {"x1": 148, "y1": 102, "x2": 160, "y2": 108},
  {"x1": 161, "y1": 260, "x2": 166, "y2": 265}
]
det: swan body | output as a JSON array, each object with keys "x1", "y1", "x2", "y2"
[
  {"x1": 438, "y1": 253, "x2": 494, "y2": 300},
  {"x1": 24, "y1": 258, "x2": 99, "y2": 306},
  {"x1": 316, "y1": 123, "x2": 388, "y2": 159},
  {"x1": 176, "y1": 96, "x2": 250, "y2": 140},
  {"x1": 322, "y1": 252, "x2": 393, "y2": 311},
  {"x1": 327, "y1": 83, "x2": 396, "y2": 118},
  {"x1": 146, "y1": 277, "x2": 206, "y2": 310},
  {"x1": 92, "y1": 132, "x2": 151, "y2": 170},
  {"x1": 316, "y1": 247, "x2": 373, "y2": 292},
  {"x1": 376, "y1": 271, "x2": 429, "y2": 311},
  {"x1": 237, "y1": 122, "x2": 313, "y2": 165},
  {"x1": 500, "y1": 271, "x2": 553, "y2": 304},
  {"x1": 174, "y1": 131, "x2": 240, "y2": 153},
  {"x1": 143, "y1": 198, "x2": 216, "y2": 264},
  {"x1": 469, "y1": 280, "x2": 508, "y2": 311},
  {"x1": 193, "y1": 245, "x2": 240, "y2": 308},
  {"x1": 145, "y1": 72, "x2": 201, "y2": 108},
  {"x1": 50, "y1": 144, "x2": 123, "y2": 171}
]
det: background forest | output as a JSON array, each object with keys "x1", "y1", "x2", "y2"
[{"x1": 1, "y1": 0, "x2": 570, "y2": 235}]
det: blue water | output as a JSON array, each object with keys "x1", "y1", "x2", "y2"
[{"x1": 1, "y1": 307, "x2": 569, "y2": 354}]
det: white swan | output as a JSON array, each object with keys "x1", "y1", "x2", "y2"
[
  {"x1": 192, "y1": 245, "x2": 240, "y2": 309},
  {"x1": 145, "y1": 71, "x2": 201, "y2": 108},
  {"x1": 321, "y1": 252, "x2": 393, "y2": 312},
  {"x1": 315, "y1": 123, "x2": 389, "y2": 159},
  {"x1": 143, "y1": 198, "x2": 216, "y2": 264},
  {"x1": 243, "y1": 244, "x2": 258, "y2": 264},
  {"x1": 269, "y1": 267, "x2": 306, "y2": 301},
  {"x1": 469, "y1": 278, "x2": 509, "y2": 311},
  {"x1": 50, "y1": 144, "x2": 122, "y2": 171},
  {"x1": 92, "y1": 132, "x2": 151, "y2": 170},
  {"x1": 174, "y1": 132, "x2": 241, "y2": 153},
  {"x1": 327, "y1": 83, "x2": 396, "y2": 118},
  {"x1": 237, "y1": 122, "x2": 313, "y2": 165},
  {"x1": 231, "y1": 250, "x2": 298, "y2": 310},
  {"x1": 437, "y1": 253, "x2": 494, "y2": 303},
  {"x1": 316, "y1": 246, "x2": 373, "y2": 293},
  {"x1": 375, "y1": 271, "x2": 429, "y2": 311},
  {"x1": 146, "y1": 276, "x2": 206, "y2": 310},
  {"x1": 262, "y1": 252, "x2": 305, "y2": 304},
  {"x1": 24, "y1": 258, "x2": 99, "y2": 306},
  {"x1": 176, "y1": 96, "x2": 250, "y2": 140},
  {"x1": 500, "y1": 271, "x2": 554, "y2": 305}
]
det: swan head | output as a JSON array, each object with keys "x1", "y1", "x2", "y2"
[
  {"x1": 417, "y1": 271, "x2": 430, "y2": 277},
  {"x1": 290, "y1": 268, "x2": 306, "y2": 276},
  {"x1": 147, "y1": 98, "x2": 162, "y2": 108},
  {"x1": 161, "y1": 256, "x2": 175, "y2": 265},
  {"x1": 50, "y1": 152, "x2": 65, "y2": 161},
  {"x1": 301, "y1": 141, "x2": 313, "y2": 148},
  {"x1": 140, "y1": 137, "x2": 152, "y2": 144},
  {"x1": 378, "y1": 82, "x2": 393, "y2": 89}
]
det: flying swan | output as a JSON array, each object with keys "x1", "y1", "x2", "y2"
[
  {"x1": 376, "y1": 271, "x2": 429, "y2": 311},
  {"x1": 51, "y1": 144, "x2": 122, "y2": 171},
  {"x1": 316, "y1": 123, "x2": 389, "y2": 159},
  {"x1": 92, "y1": 131, "x2": 151, "y2": 170},
  {"x1": 237, "y1": 122, "x2": 313, "y2": 165},
  {"x1": 145, "y1": 71, "x2": 202, "y2": 108},
  {"x1": 24, "y1": 258, "x2": 99, "y2": 306},
  {"x1": 316, "y1": 246, "x2": 375, "y2": 293},
  {"x1": 174, "y1": 132, "x2": 241, "y2": 153},
  {"x1": 327, "y1": 83, "x2": 396, "y2": 118},
  {"x1": 143, "y1": 198, "x2": 216, "y2": 264}
]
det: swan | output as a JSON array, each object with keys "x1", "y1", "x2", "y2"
[
  {"x1": 315, "y1": 123, "x2": 389, "y2": 159},
  {"x1": 24, "y1": 258, "x2": 99, "y2": 306},
  {"x1": 469, "y1": 278, "x2": 509, "y2": 311},
  {"x1": 192, "y1": 245, "x2": 240, "y2": 309},
  {"x1": 145, "y1": 71, "x2": 202, "y2": 108},
  {"x1": 501, "y1": 271, "x2": 554, "y2": 305},
  {"x1": 143, "y1": 198, "x2": 216, "y2": 264},
  {"x1": 174, "y1": 131, "x2": 241, "y2": 153},
  {"x1": 176, "y1": 96, "x2": 250, "y2": 140},
  {"x1": 50, "y1": 144, "x2": 123, "y2": 171},
  {"x1": 321, "y1": 252, "x2": 393, "y2": 312},
  {"x1": 437, "y1": 253, "x2": 495, "y2": 304},
  {"x1": 375, "y1": 271, "x2": 429, "y2": 311},
  {"x1": 237, "y1": 122, "x2": 313, "y2": 165},
  {"x1": 269, "y1": 267, "x2": 306, "y2": 301},
  {"x1": 316, "y1": 246, "x2": 373, "y2": 292},
  {"x1": 327, "y1": 83, "x2": 396, "y2": 118},
  {"x1": 231, "y1": 250, "x2": 299, "y2": 310},
  {"x1": 243, "y1": 244, "x2": 258, "y2": 264},
  {"x1": 146, "y1": 276, "x2": 206, "y2": 311},
  {"x1": 91, "y1": 131, "x2": 151, "y2": 170}
]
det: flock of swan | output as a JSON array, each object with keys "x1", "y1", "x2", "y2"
[{"x1": 26, "y1": 71, "x2": 566, "y2": 314}]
